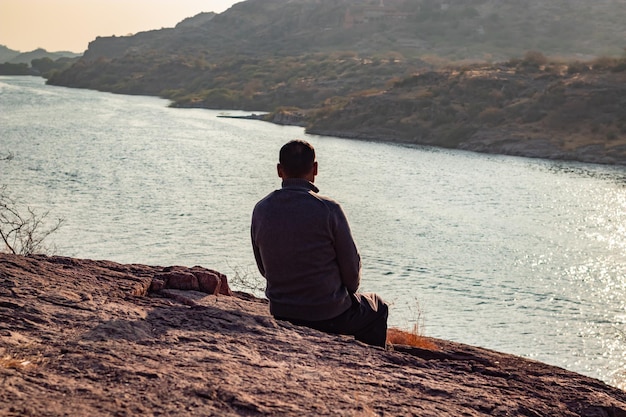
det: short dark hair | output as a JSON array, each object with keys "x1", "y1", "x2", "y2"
[{"x1": 279, "y1": 140, "x2": 316, "y2": 178}]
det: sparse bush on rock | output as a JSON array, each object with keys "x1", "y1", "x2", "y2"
[{"x1": 0, "y1": 185, "x2": 64, "y2": 255}]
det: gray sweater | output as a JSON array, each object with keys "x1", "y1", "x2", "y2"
[{"x1": 251, "y1": 178, "x2": 361, "y2": 321}]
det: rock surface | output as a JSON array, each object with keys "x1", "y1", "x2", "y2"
[{"x1": 1, "y1": 253, "x2": 625, "y2": 416}]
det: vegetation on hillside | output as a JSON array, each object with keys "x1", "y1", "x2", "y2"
[
  {"x1": 49, "y1": 51, "x2": 422, "y2": 111},
  {"x1": 42, "y1": 0, "x2": 626, "y2": 163},
  {"x1": 47, "y1": 0, "x2": 626, "y2": 112},
  {"x1": 72, "y1": 0, "x2": 626, "y2": 62},
  {"x1": 0, "y1": 57, "x2": 79, "y2": 77},
  {"x1": 0, "y1": 42, "x2": 81, "y2": 77},
  {"x1": 304, "y1": 52, "x2": 626, "y2": 162},
  {"x1": 0, "y1": 63, "x2": 30, "y2": 76}
]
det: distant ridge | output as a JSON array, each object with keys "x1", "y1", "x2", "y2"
[
  {"x1": 0, "y1": 45, "x2": 19, "y2": 63},
  {"x1": 0, "y1": 45, "x2": 81, "y2": 65},
  {"x1": 71, "y1": 0, "x2": 626, "y2": 64},
  {"x1": 175, "y1": 11, "x2": 217, "y2": 29}
]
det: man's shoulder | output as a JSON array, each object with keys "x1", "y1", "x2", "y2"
[
  {"x1": 253, "y1": 190, "x2": 279, "y2": 211},
  {"x1": 311, "y1": 192, "x2": 342, "y2": 209},
  {"x1": 253, "y1": 188, "x2": 342, "y2": 211}
]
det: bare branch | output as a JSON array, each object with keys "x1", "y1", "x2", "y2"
[{"x1": 0, "y1": 186, "x2": 64, "y2": 255}]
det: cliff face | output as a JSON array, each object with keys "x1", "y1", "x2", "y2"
[{"x1": 1, "y1": 253, "x2": 625, "y2": 416}]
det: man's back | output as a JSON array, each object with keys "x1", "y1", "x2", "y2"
[
  {"x1": 251, "y1": 139, "x2": 388, "y2": 347},
  {"x1": 251, "y1": 178, "x2": 360, "y2": 321}
]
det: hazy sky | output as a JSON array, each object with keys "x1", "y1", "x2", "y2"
[{"x1": 0, "y1": 0, "x2": 243, "y2": 53}]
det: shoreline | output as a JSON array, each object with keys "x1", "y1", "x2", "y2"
[
  {"x1": 309, "y1": 128, "x2": 626, "y2": 166},
  {"x1": 31, "y1": 71, "x2": 626, "y2": 167},
  {"x1": 222, "y1": 110, "x2": 626, "y2": 167}
]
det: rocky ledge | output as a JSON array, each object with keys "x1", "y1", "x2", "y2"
[{"x1": 1, "y1": 253, "x2": 625, "y2": 416}]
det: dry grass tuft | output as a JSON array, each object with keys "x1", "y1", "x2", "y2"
[
  {"x1": 387, "y1": 325, "x2": 438, "y2": 350},
  {"x1": 0, "y1": 355, "x2": 33, "y2": 369}
]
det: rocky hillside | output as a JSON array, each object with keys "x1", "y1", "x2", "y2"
[
  {"x1": 44, "y1": 0, "x2": 626, "y2": 164},
  {"x1": 2, "y1": 253, "x2": 626, "y2": 416},
  {"x1": 303, "y1": 55, "x2": 626, "y2": 165},
  {"x1": 59, "y1": 0, "x2": 626, "y2": 63},
  {"x1": 48, "y1": 0, "x2": 626, "y2": 111}
]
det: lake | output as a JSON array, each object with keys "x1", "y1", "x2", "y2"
[{"x1": 1, "y1": 76, "x2": 625, "y2": 389}]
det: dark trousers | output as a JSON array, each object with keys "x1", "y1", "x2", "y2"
[{"x1": 277, "y1": 293, "x2": 389, "y2": 347}]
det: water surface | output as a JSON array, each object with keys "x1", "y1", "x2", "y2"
[{"x1": 2, "y1": 76, "x2": 625, "y2": 389}]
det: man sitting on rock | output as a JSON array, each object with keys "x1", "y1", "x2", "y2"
[{"x1": 251, "y1": 139, "x2": 388, "y2": 347}]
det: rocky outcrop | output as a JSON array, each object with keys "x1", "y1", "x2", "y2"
[
  {"x1": 151, "y1": 265, "x2": 232, "y2": 296},
  {"x1": 267, "y1": 109, "x2": 308, "y2": 127},
  {"x1": 1, "y1": 253, "x2": 625, "y2": 416},
  {"x1": 175, "y1": 12, "x2": 217, "y2": 29}
]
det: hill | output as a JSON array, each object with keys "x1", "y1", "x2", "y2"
[
  {"x1": 7, "y1": 48, "x2": 80, "y2": 65},
  {"x1": 2, "y1": 253, "x2": 626, "y2": 416},
  {"x1": 303, "y1": 55, "x2": 626, "y2": 165},
  {"x1": 48, "y1": 0, "x2": 626, "y2": 110},
  {"x1": 58, "y1": 0, "x2": 626, "y2": 63},
  {"x1": 0, "y1": 45, "x2": 20, "y2": 63},
  {"x1": 0, "y1": 45, "x2": 80, "y2": 65},
  {"x1": 45, "y1": 0, "x2": 626, "y2": 164},
  {"x1": 0, "y1": 45, "x2": 81, "y2": 76}
]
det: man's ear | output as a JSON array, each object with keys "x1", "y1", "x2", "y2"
[
  {"x1": 313, "y1": 161, "x2": 318, "y2": 176},
  {"x1": 277, "y1": 163, "x2": 284, "y2": 178}
]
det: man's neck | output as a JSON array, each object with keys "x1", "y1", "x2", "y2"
[{"x1": 281, "y1": 178, "x2": 319, "y2": 192}]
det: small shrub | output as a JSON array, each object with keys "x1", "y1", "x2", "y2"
[
  {"x1": 591, "y1": 56, "x2": 618, "y2": 70},
  {"x1": 0, "y1": 186, "x2": 64, "y2": 255},
  {"x1": 0, "y1": 355, "x2": 33, "y2": 369},
  {"x1": 505, "y1": 58, "x2": 522, "y2": 68},
  {"x1": 387, "y1": 325, "x2": 438, "y2": 350},
  {"x1": 567, "y1": 61, "x2": 589, "y2": 74},
  {"x1": 521, "y1": 50, "x2": 548, "y2": 69},
  {"x1": 478, "y1": 107, "x2": 505, "y2": 124},
  {"x1": 228, "y1": 264, "x2": 265, "y2": 295}
]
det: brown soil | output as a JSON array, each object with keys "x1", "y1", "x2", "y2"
[{"x1": 1, "y1": 253, "x2": 625, "y2": 416}]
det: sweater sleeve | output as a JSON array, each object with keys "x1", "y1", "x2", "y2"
[
  {"x1": 332, "y1": 204, "x2": 361, "y2": 293},
  {"x1": 250, "y1": 215, "x2": 266, "y2": 277}
]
